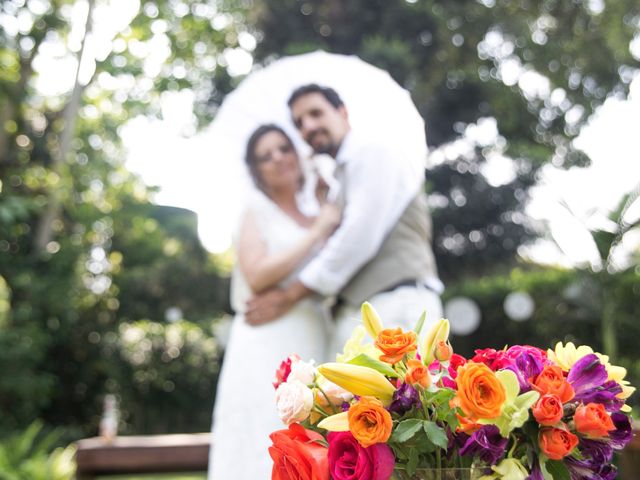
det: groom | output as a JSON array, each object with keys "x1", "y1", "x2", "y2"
[{"x1": 246, "y1": 83, "x2": 443, "y2": 354}]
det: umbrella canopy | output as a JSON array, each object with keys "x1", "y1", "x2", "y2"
[{"x1": 204, "y1": 50, "x2": 428, "y2": 238}]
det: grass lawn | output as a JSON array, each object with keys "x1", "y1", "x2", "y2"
[{"x1": 96, "y1": 474, "x2": 205, "y2": 480}]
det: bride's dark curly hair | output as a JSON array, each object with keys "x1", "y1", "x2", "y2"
[{"x1": 244, "y1": 124, "x2": 302, "y2": 194}]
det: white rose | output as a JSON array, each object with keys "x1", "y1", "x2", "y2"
[
  {"x1": 317, "y1": 376, "x2": 353, "y2": 406},
  {"x1": 275, "y1": 380, "x2": 313, "y2": 425},
  {"x1": 287, "y1": 359, "x2": 316, "y2": 386}
]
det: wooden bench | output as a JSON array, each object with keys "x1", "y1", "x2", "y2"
[
  {"x1": 75, "y1": 433, "x2": 210, "y2": 479},
  {"x1": 75, "y1": 430, "x2": 640, "y2": 479}
]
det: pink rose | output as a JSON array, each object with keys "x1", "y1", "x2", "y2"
[{"x1": 328, "y1": 431, "x2": 395, "y2": 480}]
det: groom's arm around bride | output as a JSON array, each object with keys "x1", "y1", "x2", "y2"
[{"x1": 245, "y1": 84, "x2": 443, "y2": 355}]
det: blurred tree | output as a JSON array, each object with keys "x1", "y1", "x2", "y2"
[
  {"x1": 551, "y1": 185, "x2": 640, "y2": 358},
  {"x1": 0, "y1": 0, "x2": 245, "y2": 433},
  {"x1": 248, "y1": 0, "x2": 640, "y2": 281}
]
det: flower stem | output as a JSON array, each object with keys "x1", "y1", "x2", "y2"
[{"x1": 315, "y1": 385, "x2": 339, "y2": 414}]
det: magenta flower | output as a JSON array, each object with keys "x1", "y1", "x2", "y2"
[
  {"x1": 471, "y1": 348, "x2": 513, "y2": 371},
  {"x1": 327, "y1": 431, "x2": 395, "y2": 480},
  {"x1": 505, "y1": 345, "x2": 547, "y2": 391}
]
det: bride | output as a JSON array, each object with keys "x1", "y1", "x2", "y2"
[{"x1": 208, "y1": 124, "x2": 340, "y2": 479}]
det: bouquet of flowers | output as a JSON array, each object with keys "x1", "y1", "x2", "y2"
[{"x1": 268, "y1": 303, "x2": 635, "y2": 480}]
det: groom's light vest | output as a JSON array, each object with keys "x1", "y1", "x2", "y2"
[{"x1": 337, "y1": 181, "x2": 439, "y2": 307}]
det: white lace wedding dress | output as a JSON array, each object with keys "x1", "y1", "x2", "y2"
[{"x1": 208, "y1": 191, "x2": 329, "y2": 480}]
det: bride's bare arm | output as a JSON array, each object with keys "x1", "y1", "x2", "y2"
[{"x1": 238, "y1": 205, "x2": 340, "y2": 294}]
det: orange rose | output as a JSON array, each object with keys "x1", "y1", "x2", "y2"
[
  {"x1": 455, "y1": 412, "x2": 483, "y2": 434},
  {"x1": 348, "y1": 397, "x2": 393, "y2": 448},
  {"x1": 269, "y1": 423, "x2": 329, "y2": 480},
  {"x1": 532, "y1": 365, "x2": 575, "y2": 403},
  {"x1": 450, "y1": 396, "x2": 482, "y2": 433},
  {"x1": 532, "y1": 394, "x2": 564, "y2": 426},
  {"x1": 455, "y1": 362, "x2": 506, "y2": 419},
  {"x1": 574, "y1": 403, "x2": 616, "y2": 438},
  {"x1": 434, "y1": 340, "x2": 453, "y2": 362},
  {"x1": 405, "y1": 359, "x2": 431, "y2": 389},
  {"x1": 375, "y1": 327, "x2": 417, "y2": 364},
  {"x1": 539, "y1": 425, "x2": 579, "y2": 460}
]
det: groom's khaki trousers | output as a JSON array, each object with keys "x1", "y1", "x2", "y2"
[{"x1": 328, "y1": 285, "x2": 443, "y2": 361}]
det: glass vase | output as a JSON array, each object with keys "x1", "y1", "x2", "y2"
[{"x1": 391, "y1": 467, "x2": 480, "y2": 480}]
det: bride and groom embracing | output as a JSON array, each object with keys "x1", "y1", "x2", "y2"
[{"x1": 208, "y1": 83, "x2": 444, "y2": 479}]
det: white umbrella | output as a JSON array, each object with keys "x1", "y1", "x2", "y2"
[{"x1": 203, "y1": 50, "x2": 428, "y2": 242}]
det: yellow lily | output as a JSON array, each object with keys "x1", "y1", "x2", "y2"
[
  {"x1": 318, "y1": 363, "x2": 396, "y2": 405},
  {"x1": 547, "y1": 341, "x2": 596, "y2": 371},
  {"x1": 361, "y1": 302, "x2": 383, "y2": 339},
  {"x1": 336, "y1": 325, "x2": 382, "y2": 363},
  {"x1": 317, "y1": 411, "x2": 350, "y2": 432},
  {"x1": 421, "y1": 318, "x2": 450, "y2": 366}
]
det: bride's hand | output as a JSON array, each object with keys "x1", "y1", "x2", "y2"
[
  {"x1": 311, "y1": 203, "x2": 341, "y2": 241},
  {"x1": 315, "y1": 176, "x2": 330, "y2": 205}
]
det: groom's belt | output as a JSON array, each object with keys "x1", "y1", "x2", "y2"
[
  {"x1": 334, "y1": 279, "x2": 436, "y2": 311},
  {"x1": 378, "y1": 278, "x2": 435, "y2": 296}
]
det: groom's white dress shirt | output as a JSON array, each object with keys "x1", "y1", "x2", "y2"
[{"x1": 299, "y1": 128, "x2": 443, "y2": 297}]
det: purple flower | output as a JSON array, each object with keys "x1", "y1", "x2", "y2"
[
  {"x1": 579, "y1": 438, "x2": 614, "y2": 464},
  {"x1": 503, "y1": 345, "x2": 547, "y2": 392},
  {"x1": 565, "y1": 455, "x2": 618, "y2": 480},
  {"x1": 608, "y1": 412, "x2": 633, "y2": 450},
  {"x1": 567, "y1": 354, "x2": 608, "y2": 398},
  {"x1": 459, "y1": 425, "x2": 507, "y2": 465},
  {"x1": 579, "y1": 380, "x2": 624, "y2": 411},
  {"x1": 527, "y1": 459, "x2": 544, "y2": 480},
  {"x1": 389, "y1": 383, "x2": 421, "y2": 415},
  {"x1": 567, "y1": 354, "x2": 625, "y2": 410}
]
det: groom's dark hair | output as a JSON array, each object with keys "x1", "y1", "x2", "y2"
[{"x1": 287, "y1": 84, "x2": 344, "y2": 110}]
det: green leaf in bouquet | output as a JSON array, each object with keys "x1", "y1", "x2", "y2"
[
  {"x1": 544, "y1": 459, "x2": 571, "y2": 480},
  {"x1": 391, "y1": 419, "x2": 424, "y2": 443},
  {"x1": 391, "y1": 443, "x2": 410, "y2": 461},
  {"x1": 346, "y1": 354, "x2": 400, "y2": 378},
  {"x1": 412, "y1": 431, "x2": 436, "y2": 453},
  {"x1": 407, "y1": 447, "x2": 419, "y2": 475},
  {"x1": 426, "y1": 388, "x2": 456, "y2": 406},
  {"x1": 443, "y1": 409, "x2": 460, "y2": 430},
  {"x1": 423, "y1": 421, "x2": 448, "y2": 450}
]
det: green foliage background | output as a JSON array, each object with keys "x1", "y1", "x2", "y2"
[{"x1": 0, "y1": 0, "x2": 638, "y2": 458}]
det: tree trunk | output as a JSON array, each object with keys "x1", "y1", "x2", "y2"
[{"x1": 33, "y1": 0, "x2": 95, "y2": 252}]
